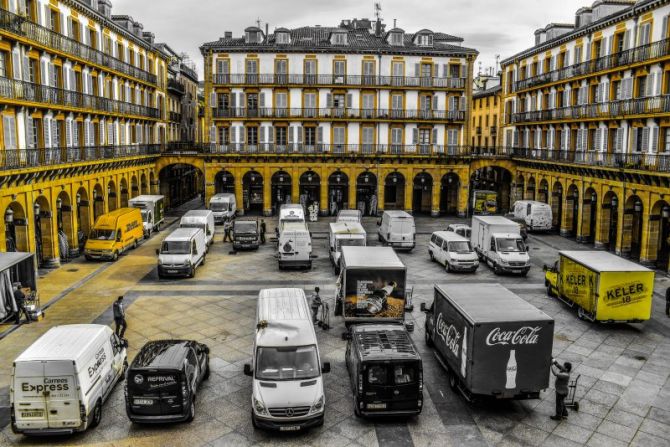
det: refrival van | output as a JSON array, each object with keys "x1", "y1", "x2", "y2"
[{"x1": 11, "y1": 324, "x2": 127, "y2": 435}]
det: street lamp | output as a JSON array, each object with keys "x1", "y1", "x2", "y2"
[
  {"x1": 663, "y1": 205, "x2": 670, "y2": 218},
  {"x1": 5, "y1": 207, "x2": 14, "y2": 252},
  {"x1": 611, "y1": 197, "x2": 618, "y2": 208},
  {"x1": 634, "y1": 200, "x2": 642, "y2": 212}
]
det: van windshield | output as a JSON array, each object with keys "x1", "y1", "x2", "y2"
[
  {"x1": 256, "y1": 345, "x2": 319, "y2": 381},
  {"x1": 181, "y1": 223, "x2": 205, "y2": 231},
  {"x1": 161, "y1": 241, "x2": 190, "y2": 254},
  {"x1": 90, "y1": 229, "x2": 115, "y2": 240},
  {"x1": 497, "y1": 238, "x2": 526, "y2": 252},
  {"x1": 337, "y1": 237, "x2": 365, "y2": 249},
  {"x1": 448, "y1": 241, "x2": 472, "y2": 253},
  {"x1": 235, "y1": 221, "x2": 257, "y2": 233},
  {"x1": 140, "y1": 210, "x2": 149, "y2": 222},
  {"x1": 367, "y1": 363, "x2": 417, "y2": 385},
  {"x1": 211, "y1": 202, "x2": 229, "y2": 212}
]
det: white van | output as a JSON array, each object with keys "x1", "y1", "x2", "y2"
[
  {"x1": 244, "y1": 288, "x2": 330, "y2": 431},
  {"x1": 209, "y1": 193, "x2": 236, "y2": 224},
  {"x1": 180, "y1": 210, "x2": 215, "y2": 247},
  {"x1": 428, "y1": 231, "x2": 479, "y2": 273},
  {"x1": 471, "y1": 215, "x2": 530, "y2": 276},
  {"x1": 279, "y1": 204, "x2": 305, "y2": 232},
  {"x1": 336, "y1": 209, "x2": 362, "y2": 224},
  {"x1": 11, "y1": 324, "x2": 127, "y2": 435},
  {"x1": 329, "y1": 222, "x2": 366, "y2": 273},
  {"x1": 446, "y1": 223, "x2": 471, "y2": 239},
  {"x1": 157, "y1": 228, "x2": 207, "y2": 278},
  {"x1": 378, "y1": 211, "x2": 415, "y2": 251},
  {"x1": 278, "y1": 221, "x2": 312, "y2": 269},
  {"x1": 513, "y1": 200, "x2": 553, "y2": 232}
]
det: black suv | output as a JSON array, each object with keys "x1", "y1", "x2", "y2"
[
  {"x1": 233, "y1": 220, "x2": 260, "y2": 250},
  {"x1": 125, "y1": 340, "x2": 210, "y2": 424},
  {"x1": 345, "y1": 323, "x2": 423, "y2": 417}
]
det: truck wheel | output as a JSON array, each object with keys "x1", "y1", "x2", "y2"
[
  {"x1": 203, "y1": 356, "x2": 210, "y2": 380},
  {"x1": 546, "y1": 285, "x2": 554, "y2": 297},
  {"x1": 188, "y1": 266, "x2": 195, "y2": 278},
  {"x1": 429, "y1": 251, "x2": 434, "y2": 262},
  {"x1": 201, "y1": 256, "x2": 206, "y2": 266},
  {"x1": 251, "y1": 411, "x2": 259, "y2": 429},
  {"x1": 185, "y1": 398, "x2": 195, "y2": 423},
  {"x1": 493, "y1": 263, "x2": 502, "y2": 275},
  {"x1": 520, "y1": 270, "x2": 528, "y2": 277},
  {"x1": 446, "y1": 262, "x2": 451, "y2": 273},
  {"x1": 577, "y1": 307, "x2": 587, "y2": 320},
  {"x1": 133, "y1": 239, "x2": 138, "y2": 249},
  {"x1": 89, "y1": 401, "x2": 102, "y2": 428},
  {"x1": 448, "y1": 369, "x2": 458, "y2": 391},
  {"x1": 334, "y1": 299, "x2": 343, "y2": 316},
  {"x1": 112, "y1": 251, "x2": 119, "y2": 262},
  {"x1": 424, "y1": 328, "x2": 433, "y2": 347},
  {"x1": 353, "y1": 397, "x2": 362, "y2": 418}
]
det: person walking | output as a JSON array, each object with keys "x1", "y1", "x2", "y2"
[
  {"x1": 311, "y1": 287, "x2": 323, "y2": 324},
  {"x1": 223, "y1": 218, "x2": 233, "y2": 243},
  {"x1": 13, "y1": 282, "x2": 31, "y2": 324},
  {"x1": 260, "y1": 219, "x2": 266, "y2": 244},
  {"x1": 666, "y1": 286, "x2": 670, "y2": 317},
  {"x1": 550, "y1": 359, "x2": 572, "y2": 420},
  {"x1": 113, "y1": 296, "x2": 127, "y2": 339}
]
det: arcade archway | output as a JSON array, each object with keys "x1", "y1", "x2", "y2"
[
  {"x1": 600, "y1": 191, "x2": 619, "y2": 252},
  {"x1": 300, "y1": 171, "x2": 321, "y2": 209},
  {"x1": 243, "y1": 170, "x2": 264, "y2": 215},
  {"x1": 551, "y1": 182, "x2": 563, "y2": 231},
  {"x1": 470, "y1": 167, "x2": 513, "y2": 215},
  {"x1": 623, "y1": 195, "x2": 643, "y2": 260},
  {"x1": 413, "y1": 172, "x2": 433, "y2": 215},
  {"x1": 328, "y1": 171, "x2": 348, "y2": 215},
  {"x1": 581, "y1": 188, "x2": 597, "y2": 245},
  {"x1": 356, "y1": 172, "x2": 377, "y2": 216},
  {"x1": 650, "y1": 200, "x2": 670, "y2": 270},
  {"x1": 215, "y1": 170, "x2": 235, "y2": 194},
  {"x1": 440, "y1": 172, "x2": 460, "y2": 215},
  {"x1": 4, "y1": 202, "x2": 29, "y2": 252},
  {"x1": 159, "y1": 163, "x2": 204, "y2": 209},
  {"x1": 271, "y1": 171, "x2": 291, "y2": 214},
  {"x1": 384, "y1": 172, "x2": 405, "y2": 211}
]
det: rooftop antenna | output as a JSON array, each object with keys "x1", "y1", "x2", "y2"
[
  {"x1": 374, "y1": 2, "x2": 382, "y2": 21},
  {"x1": 256, "y1": 17, "x2": 262, "y2": 29},
  {"x1": 495, "y1": 54, "x2": 500, "y2": 73},
  {"x1": 393, "y1": 18, "x2": 397, "y2": 28},
  {"x1": 478, "y1": 61, "x2": 482, "y2": 75}
]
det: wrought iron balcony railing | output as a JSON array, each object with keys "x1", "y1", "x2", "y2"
[
  {"x1": 212, "y1": 73, "x2": 466, "y2": 89},
  {"x1": 514, "y1": 37, "x2": 670, "y2": 92},
  {"x1": 511, "y1": 147, "x2": 670, "y2": 173},
  {"x1": 211, "y1": 107, "x2": 465, "y2": 121},
  {"x1": 511, "y1": 95, "x2": 670, "y2": 124},
  {"x1": 0, "y1": 8, "x2": 157, "y2": 85},
  {"x1": 0, "y1": 76, "x2": 160, "y2": 119},
  {"x1": 0, "y1": 144, "x2": 161, "y2": 171}
]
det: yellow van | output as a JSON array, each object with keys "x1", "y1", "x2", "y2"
[{"x1": 84, "y1": 208, "x2": 144, "y2": 261}]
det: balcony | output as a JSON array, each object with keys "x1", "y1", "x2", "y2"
[
  {"x1": 511, "y1": 148, "x2": 670, "y2": 173},
  {"x1": 0, "y1": 8, "x2": 157, "y2": 85},
  {"x1": 212, "y1": 73, "x2": 466, "y2": 89},
  {"x1": 0, "y1": 144, "x2": 161, "y2": 171},
  {"x1": 0, "y1": 76, "x2": 160, "y2": 119},
  {"x1": 511, "y1": 95, "x2": 670, "y2": 124},
  {"x1": 169, "y1": 111, "x2": 182, "y2": 122},
  {"x1": 168, "y1": 79, "x2": 185, "y2": 96},
  {"x1": 211, "y1": 107, "x2": 465, "y2": 122},
  {"x1": 514, "y1": 38, "x2": 670, "y2": 92}
]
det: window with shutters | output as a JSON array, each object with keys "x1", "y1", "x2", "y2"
[
  {"x1": 361, "y1": 93, "x2": 374, "y2": 118},
  {"x1": 391, "y1": 93, "x2": 403, "y2": 118},
  {"x1": 304, "y1": 92, "x2": 317, "y2": 117},
  {"x1": 247, "y1": 126, "x2": 258, "y2": 145},
  {"x1": 2, "y1": 115, "x2": 17, "y2": 150},
  {"x1": 0, "y1": 52, "x2": 5, "y2": 78},
  {"x1": 275, "y1": 126, "x2": 287, "y2": 146},
  {"x1": 331, "y1": 32, "x2": 347, "y2": 45},
  {"x1": 333, "y1": 126, "x2": 345, "y2": 149},
  {"x1": 390, "y1": 32, "x2": 403, "y2": 46},
  {"x1": 362, "y1": 60, "x2": 375, "y2": 84},
  {"x1": 391, "y1": 61, "x2": 403, "y2": 83},
  {"x1": 637, "y1": 76, "x2": 647, "y2": 98},
  {"x1": 390, "y1": 127, "x2": 402, "y2": 151},
  {"x1": 304, "y1": 126, "x2": 316, "y2": 146},
  {"x1": 26, "y1": 116, "x2": 38, "y2": 149},
  {"x1": 275, "y1": 91, "x2": 287, "y2": 117},
  {"x1": 639, "y1": 22, "x2": 651, "y2": 46},
  {"x1": 218, "y1": 127, "x2": 228, "y2": 145},
  {"x1": 361, "y1": 126, "x2": 374, "y2": 151},
  {"x1": 664, "y1": 128, "x2": 670, "y2": 153},
  {"x1": 304, "y1": 59, "x2": 316, "y2": 83},
  {"x1": 417, "y1": 34, "x2": 433, "y2": 46},
  {"x1": 276, "y1": 32, "x2": 290, "y2": 44}
]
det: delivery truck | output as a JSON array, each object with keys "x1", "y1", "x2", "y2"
[
  {"x1": 544, "y1": 251, "x2": 655, "y2": 323},
  {"x1": 472, "y1": 190, "x2": 498, "y2": 215},
  {"x1": 421, "y1": 284, "x2": 554, "y2": 401},
  {"x1": 128, "y1": 195, "x2": 164, "y2": 237},
  {"x1": 512, "y1": 200, "x2": 552, "y2": 232},
  {"x1": 471, "y1": 215, "x2": 530, "y2": 276},
  {"x1": 334, "y1": 246, "x2": 407, "y2": 325}
]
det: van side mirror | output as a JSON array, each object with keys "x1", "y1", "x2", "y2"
[
  {"x1": 243, "y1": 364, "x2": 253, "y2": 376},
  {"x1": 322, "y1": 362, "x2": 331, "y2": 374},
  {"x1": 116, "y1": 234, "x2": 122, "y2": 242},
  {"x1": 155, "y1": 249, "x2": 160, "y2": 256}
]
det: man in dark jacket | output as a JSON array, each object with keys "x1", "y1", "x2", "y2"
[
  {"x1": 223, "y1": 218, "x2": 233, "y2": 243},
  {"x1": 113, "y1": 296, "x2": 127, "y2": 338},
  {"x1": 260, "y1": 220, "x2": 266, "y2": 244},
  {"x1": 311, "y1": 287, "x2": 323, "y2": 324},
  {"x1": 550, "y1": 359, "x2": 572, "y2": 420},
  {"x1": 13, "y1": 282, "x2": 31, "y2": 324}
]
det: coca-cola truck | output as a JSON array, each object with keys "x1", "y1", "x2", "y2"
[{"x1": 421, "y1": 283, "x2": 554, "y2": 401}]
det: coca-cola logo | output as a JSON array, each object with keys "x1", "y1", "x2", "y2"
[
  {"x1": 486, "y1": 326, "x2": 541, "y2": 346},
  {"x1": 436, "y1": 313, "x2": 461, "y2": 357}
]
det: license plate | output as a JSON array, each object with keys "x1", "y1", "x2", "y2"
[
  {"x1": 279, "y1": 425, "x2": 301, "y2": 432},
  {"x1": 367, "y1": 403, "x2": 387, "y2": 409},
  {"x1": 134, "y1": 399, "x2": 153, "y2": 406},
  {"x1": 21, "y1": 410, "x2": 44, "y2": 418},
  {"x1": 167, "y1": 270, "x2": 177, "y2": 274}
]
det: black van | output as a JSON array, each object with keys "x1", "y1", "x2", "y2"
[
  {"x1": 233, "y1": 219, "x2": 260, "y2": 250},
  {"x1": 125, "y1": 340, "x2": 210, "y2": 424},
  {"x1": 345, "y1": 323, "x2": 423, "y2": 417}
]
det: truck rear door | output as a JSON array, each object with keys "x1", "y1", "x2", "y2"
[
  {"x1": 363, "y1": 361, "x2": 421, "y2": 412},
  {"x1": 128, "y1": 369, "x2": 184, "y2": 416}
]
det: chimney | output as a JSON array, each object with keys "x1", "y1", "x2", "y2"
[
  {"x1": 265, "y1": 23, "x2": 269, "y2": 42},
  {"x1": 224, "y1": 31, "x2": 233, "y2": 39},
  {"x1": 142, "y1": 31, "x2": 155, "y2": 44}
]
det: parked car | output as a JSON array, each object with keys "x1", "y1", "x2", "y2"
[
  {"x1": 428, "y1": 231, "x2": 479, "y2": 273},
  {"x1": 125, "y1": 340, "x2": 210, "y2": 424}
]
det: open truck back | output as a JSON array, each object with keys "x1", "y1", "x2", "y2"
[{"x1": 423, "y1": 284, "x2": 554, "y2": 400}]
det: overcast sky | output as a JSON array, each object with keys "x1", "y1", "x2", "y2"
[{"x1": 112, "y1": 0, "x2": 590, "y2": 78}]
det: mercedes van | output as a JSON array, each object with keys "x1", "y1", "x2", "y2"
[
  {"x1": 244, "y1": 288, "x2": 330, "y2": 431},
  {"x1": 428, "y1": 231, "x2": 479, "y2": 273},
  {"x1": 156, "y1": 228, "x2": 207, "y2": 278},
  {"x1": 378, "y1": 211, "x2": 415, "y2": 251},
  {"x1": 11, "y1": 324, "x2": 127, "y2": 435},
  {"x1": 84, "y1": 208, "x2": 144, "y2": 261}
]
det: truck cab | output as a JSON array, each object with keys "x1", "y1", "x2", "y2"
[
  {"x1": 488, "y1": 233, "x2": 529, "y2": 275},
  {"x1": 233, "y1": 220, "x2": 260, "y2": 250},
  {"x1": 84, "y1": 208, "x2": 144, "y2": 261},
  {"x1": 543, "y1": 261, "x2": 559, "y2": 297},
  {"x1": 329, "y1": 222, "x2": 366, "y2": 274}
]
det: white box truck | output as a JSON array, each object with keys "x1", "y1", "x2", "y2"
[
  {"x1": 328, "y1": 222, "x2": 366, "y2": 274},
  {"x1": 11, "y1": 324, "x2": 127, "y2": 435},
  {"x1": 128, "y1": 195, "x2": 165, "y2": 237},
  {"x1": 180, "y1": 210, "x2": 215, "y2": 247},
  {"x1": 513, "y1": 200, "x2": 553, "y2": 232},
  {"x1": 209, "y1": 193, "x2": 236, "y2": 224},
  {"x1": 277, "y1": 221, "x2": 312, "y2": 269},
  {"x1": 471, "y1": 216, "x2": 530, "y2": 276}
]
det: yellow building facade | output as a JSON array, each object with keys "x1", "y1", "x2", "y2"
[{"x1": 471, "y1": 82, "x2": 501, "y2": 149}]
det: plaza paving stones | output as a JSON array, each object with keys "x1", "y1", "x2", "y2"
[{"x1": 0, "y1": 210, "x2": 669, "y2": 446}]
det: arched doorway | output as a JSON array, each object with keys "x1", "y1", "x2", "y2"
[
  {"x1": 384, "y1": 172, "x2": 405, "y2": 211},
  {"x1": 440, "y1": 172, "x2": 460, "y2": 215},
  {"x1": 107, "y1": 180, "x2": 118, "y2": 212},
  {"x1": 581, "y1": 188, "x2": 597, "y2": 245},
  {"x1": 140, "y1": 173, "x2": 148, "y2": 195},
  {"x1": 34, "y1": 196, "x2": 56, "y2": 267},
  {"x1": 93, "y1": 184, "x2": 105, "y2": 222},
  {"x1": 4, "y1": 202, "x2": 29, "y2": 252},
  {"x1": 413, "y1": 172, "x2": 433, "y2": 215},
  {"x1": 271, "y1": 171, "x2": 291, "y2": 215},
  {"x1": 551, "y1": 182, "x2": 563, "y2": 231},
  {"x1": 650, "y1": 200, "x2": 670, "y2": 270},
  {"x1": 356, "y1": 172, "x2": 378, "y2": 216},
  {"x1": 243, "y1": 170, "x2": 264, "y2": 215},
  {"x1": 537, "y1": 179, "x2": 549, "y2": 204},
  {"x1": 600, "y1": 191, "x2": 619, "y2": 252},
  {"x1": 565, "y1": 184, "x2": 579, "y2": 238},
  {"x1": 120, "y1": 178, "x2": 129, "y2": 208},
  {"x1": 328, "y1": 171, "x2": 348, "y2": 215},
  {"x1": 56, "y1": 191, "x2": 75, "y2": 259},
  {"x1": 300, "y1": 171, "x2": 321, "y2": 210},
  {"x1": 76, "y1": 187, "x2": 91, "y2": 250},
  {"x1": 623, "y1": 195, "x2": 643, "y2": 260},
  {"x1": 514, "y1": 175, "x2": 525, "y2": 205},
  {"x1": 159, "y1": 164, "x2": 204, "y2": 209},
  {"x1": 526, "y1": 177, "x2": 536, "y2": 201},
  {"x1": 130, "y1": 176, "x2": 139, "y2": 199},
  {"x1": 470, "y1": 167, "x2": 513, "y2": 215},
  {"x1": 215, "y1": 170, "x2": 235, "y2": 194}
]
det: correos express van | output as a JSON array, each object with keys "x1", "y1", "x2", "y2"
[
  {"x1": 278, "y1": 221, "x2": 312, "y2": 269},
  {"x1": 244, "y1": 288, "x2": 331, "y2": 431},
  {"x1": 513, "y1": 200, "x2": 553, "y2": 232},
  {"x1": 157, "y1": 228, "x2": 207, "y2": 278},
  {"x1": 11, "y1": 324, "x2": 127, "y2": 435},
  {"x1": 378, "y1": 211, "x2": 415, "y2": 251},
  {"x1": 180, "y1": 210, "x2": 215, "y2": 247},
  {"x1": 428, "y1": 231, "x2": 479, "y2": 272},
  {"x1": 84, "y1": 208, "x2": 144, "y2": 261},
  {"x1": 209, "y1": 193, "x2": 236, "y2": 224},
  {"x1": 278, "y1": 204, "x2": 305, "y2": 232}
]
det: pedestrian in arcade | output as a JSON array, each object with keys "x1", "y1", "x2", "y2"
[
  {"x1": 260, "y1": 219, "x2": 266, "y2": 244},
  {"x1": 550, "y1": 359, "x2": 572, "y2": 420},
  {"x1": 113, "y1": 296, "x2": 127, "y2": 339},
  {"x1": 13, "y1": 282, "x2": 32, "y2": 324},
  {"x1": 223, "y1": 218, "x2": 233, "y2": 243},
  {"x1": 311, "y1": 287, "x2": 323, "y2": 324}
]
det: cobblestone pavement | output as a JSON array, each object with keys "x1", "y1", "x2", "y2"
[{"x1": 1, "y1": 206, "x2": 669, "y2": 447}]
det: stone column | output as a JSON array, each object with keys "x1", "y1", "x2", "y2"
[
  {"x1": 291, "y1": 169, "x2": 300, "y2": 205},
  {"x1": 234, "y1": 171, "x2": 244, "y2": 216},
  {"x1": 639, "y1": 213, "x2": 657, "y2": 267},
  {"x1": 579, "y1": 197, "x2": 592, "y2": 244},
  {"x1": 377, "y1": 172, "x2": 385, "y2": 215},
  {"x1": 560, "y1": 195, "x2": 574, "y2": 237},
  {"x1": 619, "y1": 210, "x2": 633, "y2": 257},
  {"x1": 348, "y1": 169, "x2": 357, "y2": 210},
  {"x1": 594, "y1": 203, "x2": 608, "y2": 249},
  {"x1": 458, "y1": 183, "x2": 469, "y2": 218},
  {"x1": 39, "y1": 209, "x2": 60, "y2": 268},
  {"x1": 431, "y1": 178, "x2": 440, "y2": 217},
  {"x1": 263, "y1": 167, "x2": 273, "y2": 217},
  {"x1": 319, "y1": 169, "x2": 329, "y2": 216}
]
